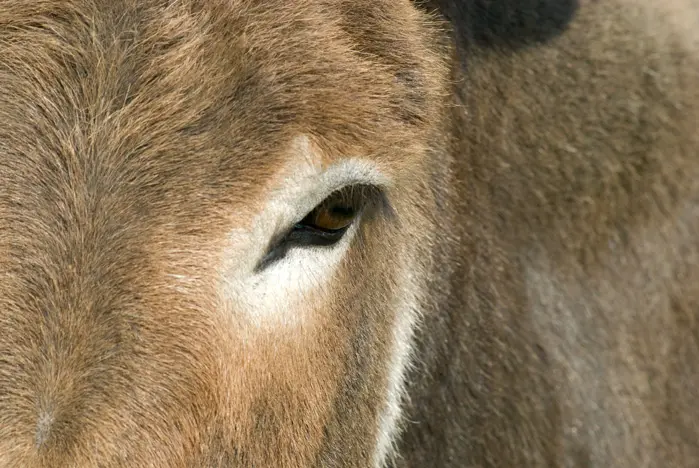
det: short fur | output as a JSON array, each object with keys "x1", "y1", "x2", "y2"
[{"x1": 0, "y1": 0, "x2": 697, "y2": 467}]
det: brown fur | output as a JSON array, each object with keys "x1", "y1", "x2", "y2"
[{"x1": 0, "y1": 0, "x2": 696, "y2": 467}]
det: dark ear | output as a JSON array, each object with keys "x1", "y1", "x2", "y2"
[{"x1": 416, "y1": 0, "x2": 579, "y2": 50}]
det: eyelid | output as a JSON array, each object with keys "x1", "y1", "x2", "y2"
[
  {"x1": 277, "y1": 183, "x2": 380, "y2": 243},
  {"x1": 255, "y1": 183, "x2": 381, "y2": 272}
]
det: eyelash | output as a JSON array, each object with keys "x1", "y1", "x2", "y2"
[{"x1": 255, "y1": 185, "x2": 377, "y2": 271}]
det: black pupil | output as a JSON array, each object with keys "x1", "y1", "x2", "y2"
[{"x1": 329, "y1": 204, "x2": 355, "y2": 218}]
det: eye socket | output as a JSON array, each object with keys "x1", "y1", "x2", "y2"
[{"x1": 256, "y1": 184, "x2": 377, "y2": 271}]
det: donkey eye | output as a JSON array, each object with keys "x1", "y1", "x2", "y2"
[
  {"x1": 256, "y1": 185, "x2": 376, "y2": 271},
  {"x1": 288, "y1": 185, "x2": 370, "y2": 247},
  {"x1": 294, "y1": 192, "x2": 359, "y2": 237}
]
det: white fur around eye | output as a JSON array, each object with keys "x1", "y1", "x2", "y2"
[
  {"x1": 224, "y1": 220, "x2": 360, "y2": 328},
  {"x1": 220, "y1": 135, "x2": 388, "y2": 329}
]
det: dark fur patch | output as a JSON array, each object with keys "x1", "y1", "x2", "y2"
[{"x1": 417, "y1": 0, "x2": 579, "y2": 50}]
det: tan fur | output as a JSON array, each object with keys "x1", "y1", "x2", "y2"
[{"x1": 0, "y1": 0, "x2": 697, "y2": 467}]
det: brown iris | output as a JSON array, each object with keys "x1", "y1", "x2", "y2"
[
  {"x1": 298, "y1": 196, "x2": 357, "y2": 233},
  {"x1": 256, "y1": 184, "x2": 377, "y2": 271}
]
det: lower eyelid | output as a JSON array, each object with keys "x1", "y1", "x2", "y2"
[
  {"x1": 254, "y1": 226, "x2": 348, "y2": 272},
  {"x1": 287, "y1": 225, "x2": 349, "y2": 245}
]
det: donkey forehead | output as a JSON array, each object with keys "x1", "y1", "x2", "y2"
[{"x1": 0, "y1": 0, "x2": 431, "y2": 205}]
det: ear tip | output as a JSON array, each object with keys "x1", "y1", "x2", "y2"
[{"x1": 414, "y1": 0, "x2": 580, "y2": 51}]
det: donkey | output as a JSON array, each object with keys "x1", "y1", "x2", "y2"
[{"x1": 0, "y1": 0, "x2": 697, "y2": 466}]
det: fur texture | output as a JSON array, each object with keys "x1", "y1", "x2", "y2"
[
  {"x1": 397, "y1": 0, "x2": 699, "y2": 466},
  {"x1": 0, "y1": 0, "x2": 696, "y2": 467}
]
